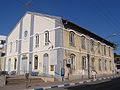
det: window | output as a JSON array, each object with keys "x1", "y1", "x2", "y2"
[
  {"x1": 0, "y1": 40, "x2": 5, "y2": 44},
  {"x1": 34, "y1": 55, "x2": 38, "y2": 69},
  {"x1": 81, "y1": 36, "x2": 86, "y2": 49},
  {"x1": 109, "y1": 47, "x2": 111, "y2": 56},
  {"x1": 14, "y1": 59, "x2": 17, "y2": 70},
  {"x1": 91, "y1": 58, "x2": 95, "y2": 70},
  {"x1": 98, "y1": 42, "x2": 101, "y2": 54},
  {"x1": 69, "y1": 31, "x2": 75, "y2": 46},
  {"x1": 90, "y1": 40, "x2": 94, "y2": 51},
  {"x1": 16, "y1": 40, "x2": 18, "y2": 52},
  {"x1": 50, "y1": 65, "x2": 54, "y2": 71},
  {"x1": 99, "y1": 59, "x2": 102, "y2": 71},
  {"x1": 35, "y1": 34, "x2": 39, "y2": 47},
  {"x1": 105, "y1": 60, "x2": 107, "y2": 71},
  {"x1": 10, "y1": 42, "x2": 12, "y2": 53},
  {"x1": 24, "y1": 31, "x2": 28, "y2": 37},
  {"x1": 70, "y1": 54, "x2": 76, "y2": 70},
  {"x1": 45, "y1": 31, "x2": 49, "y2": 45},
  {"x1": 104, "y1": 45, "x2": 106, "y2": 55},
  {"x1": 109, "y1": 61, "x2": 112, "y2": 71},
  {"x1": 82, "y1": 56, "x2": 86, "y2": 70}
]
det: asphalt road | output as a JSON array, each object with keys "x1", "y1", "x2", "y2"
[{"x1": 47, "y1": 77, "x2": 120, "y2": 90}]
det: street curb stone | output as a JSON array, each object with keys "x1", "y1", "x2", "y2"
[{"x1": 29, "y1": 75, "x2": 120, "y2": 90}]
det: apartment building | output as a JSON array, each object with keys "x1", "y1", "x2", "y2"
[{"x1": 4, "y1": 11, "x2": 115, "y2": 81}]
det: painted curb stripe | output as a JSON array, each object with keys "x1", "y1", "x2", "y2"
[
  {"x1": 33, "y1": 75, "x2": 120, "y2": 90},
  {"x1": 34, "y1": 88, "x2": 43, "y2": 90},
  {"x1": 64, "y1": 84, "x2": 70, "y2": 86}
]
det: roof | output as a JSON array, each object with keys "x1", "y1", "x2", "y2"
[{"x1": 62, "y1": 19, "x2": 115, "y2": 47}]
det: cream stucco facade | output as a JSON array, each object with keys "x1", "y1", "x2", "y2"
[{"x1": 4, "y1": 11, "x2": 116, "y2": 81}]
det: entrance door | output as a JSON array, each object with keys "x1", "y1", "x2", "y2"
[
  {"x1": 8, "y1": 59, "x2": 11, "y2": 71},
  {"x1": 20, "y1": 58, "x2": 27, "y2": 75},
  {"x1": 43, "y1": 53, "x2": 49, "y2": 75}
]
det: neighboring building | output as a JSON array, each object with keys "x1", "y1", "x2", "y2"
[
  {"x1": 4, "y1": 11, "x2": 115, "y2": 81},
  {"x1": 0, "y1": 35, "x2": 6, "y2": 71},
  {"x1": 114, "y1": 53, "x2": 120, "y2": 69}
]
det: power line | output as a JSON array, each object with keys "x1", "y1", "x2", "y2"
[{"x1": 90, "y1": 0, "x2": 120, "y2": 32}]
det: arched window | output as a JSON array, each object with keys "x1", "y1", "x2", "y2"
[
  {"x1": 105, "y1": 60, "x2": 107, "y2": 71},
  {"x1": 91, "y1": 58, "x2": 95, "y2": 70},
  {"x1": 8, "y1": 58, "x2": 11, "y2": 71},
  {"x1": 34, "y1": 55, "x2": 38, "y2": 69},
  {"x1": 109, "y1": 61, "x2": 112, "y2": 71},
  {"x1": 82, "y1": 56, "x2": 86, "y2": 70},
  {"x1": 99, "y1": 59, "x2": 102, "y2": 71},
  {"x1": 35, "y1": 34, "x2": 39, "y2": 47},
  {"x1": 90, "y1": 40, "x2": 94, "y2": 51},
  {"x1": 14, "y1": 58, "x2": 17, "y2": 70},
  {"x1": 10, "y1": 42, "x2": 12, "y2": 53},
  {"x1": 16, "y1": 40, "x2": 18, "y2": 52},
  {"x1": 104, "y1": 45, "x2": 106, "y2": 55},
  {"x1": 98, "y1": 42, "x2": 101, "y2": 54},
  {"x1": 70, "y1": 54, "x2": 76, "y2": 70},
  {"x1": 69, "y1": 31, "x2": 75, "y2": 46},
  {"x1": 45, "y1": 31, "x2": 49, "y2": 45},
  {"x1": 81, "y1": 36, "x2": 86, "y2": 49},
  {"x1": 109, "y1": 47, "x2": 111, "y2": 56}
]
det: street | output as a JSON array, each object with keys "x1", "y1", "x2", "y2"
[{"x1": 47, "y1": 77, "x2": 120, "y2": 90}]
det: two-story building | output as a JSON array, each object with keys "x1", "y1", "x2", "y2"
[{"x1": 4, "y1": 11, "x2": 115, "y2": 81}]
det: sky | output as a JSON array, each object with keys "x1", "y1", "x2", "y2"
[{"x1": 0, "y1": 0, "x2": 120, "y2": 54}]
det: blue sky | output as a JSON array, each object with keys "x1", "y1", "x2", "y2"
[{"x1": 0, "y1": 0, "x2": 120, "y2": 54}]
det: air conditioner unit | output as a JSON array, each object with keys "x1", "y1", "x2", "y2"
[{"x1": 67, "y1": 58, "x2": 72, "y2": 64}]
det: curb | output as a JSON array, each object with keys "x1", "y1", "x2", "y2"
[{"x1": 29, "y1": 75, "x2": 120, "y2": 90}]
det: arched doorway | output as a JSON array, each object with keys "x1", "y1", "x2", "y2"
[
  {"x1": 20, "y1": 55, "x2": 28, "y2": 75},
  {"x1": 43, "y1": 53, "x2": 49, "y2": 75}
]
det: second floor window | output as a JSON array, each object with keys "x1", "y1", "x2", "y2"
[
  {"x1": 16, "y1": 40, "x2": 18, "y2": 52},
  {"x1": 10, "y1": 42, "x2": 12, "y2": 53},
  {"x1": 35, "y1": 34, "x2": 39, "y2": 47},
  {"x1": 109, "y1": 47, "x2": 111, "y2": 56},
  {"x1": 81, "y1": 36, "x2": 86, "y2": 49},
  {"x1": 69, "y1": 31, "x2": 75, "y2": 46},
  {"x1": 45, "y1": 31, "x2": 49, "y2": 45},
  {"x1": 98, "y1": 42, "x2": 101, "y2": 54},
  {"x1": 104, "y1": 45, "x2": 106, "y2": 55},
  {"x1": 90, "y1": 40, "x2": 94, "y2": 51}
]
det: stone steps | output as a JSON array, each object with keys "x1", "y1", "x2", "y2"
[{"x1": 6, "y1": 76, "x2": 44, "y2": 85}]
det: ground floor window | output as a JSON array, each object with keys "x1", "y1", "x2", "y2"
[
  {"x1": 14, "y1": 58, "x2": 17, "y2": 70},
  {"x1": 105, "y1": 60, "x2": 107, "y2": 71},
  {"x1": 91, "y1": 58, "x2": 95, "y2": 70},
  {"x1": 99, "y1": 59, "x2": 102, "y2": 71},
  {"x1": 34, "y1": 55, "x2": 38, "y2": 69},
  {"x1": 82, "y1": 56, "x2": 86, "y2": 70},
  {"x1": 70, "y1": 54, "x2": 76, "y2": 70}
]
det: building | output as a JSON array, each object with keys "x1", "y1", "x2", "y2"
[
  {"x1": 0, "y1": 35, "x2": 6, "y2": 71},
  {"x1": 4, "y1": 11, "x2": 115, "y2": 81},
  {"x1": 114, "y1": 53, "x2": 120, "y2": 69}
]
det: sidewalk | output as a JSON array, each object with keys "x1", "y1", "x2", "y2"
[{"x1": 0, "y1": 74, "x2": 120, "y2": 90}]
